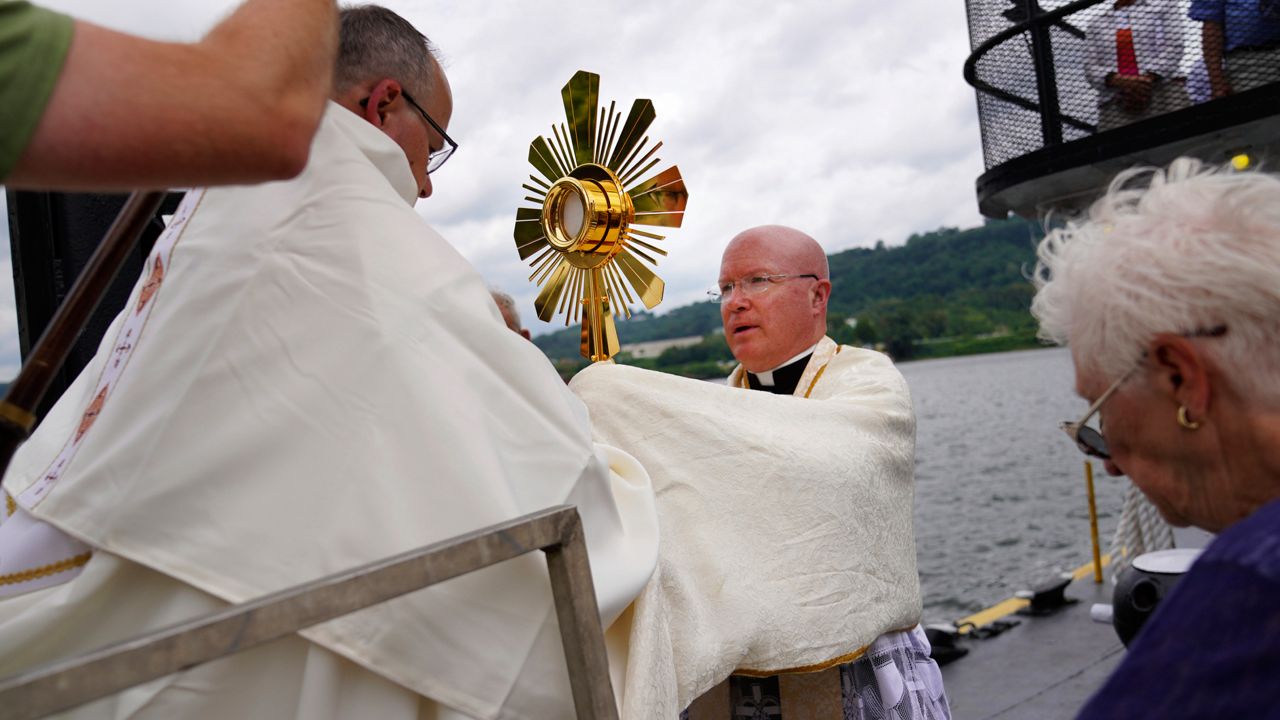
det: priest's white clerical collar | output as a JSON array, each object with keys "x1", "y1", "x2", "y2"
[{"x1": 752, "y1": 343, "x2": 820, "y2": 386}]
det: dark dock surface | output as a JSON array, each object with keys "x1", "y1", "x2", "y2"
[{"x1": 938, "y1": 526, "x2": 1213, "y2": 719}]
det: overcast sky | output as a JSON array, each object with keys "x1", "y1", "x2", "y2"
[{"x1": 0, "y1": 0, "x2": 987, "y2": 379}]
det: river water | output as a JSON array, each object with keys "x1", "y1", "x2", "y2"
[{"x1": 900, "y1": 347, "x2": 1128, "y2": 623}]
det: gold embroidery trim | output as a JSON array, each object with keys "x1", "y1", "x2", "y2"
[
  {"x1": 5, "y1": 493, "x2": 14, "y2": 517},
  {"x1": 801, "y1": 345, "x2": 841, "y2": 399},
  {"x1": 734, "y1": 645, "x2": 869, "y2": 677},
  {"x1": 0, "y1": 551, "x2": 92, "y2": 587},
  {"x1": 733, "y1": 622, "x2": 917, "y2": 677},
  {"x1": 0, "y1": 401, "x2": 36, "y2": 432}
]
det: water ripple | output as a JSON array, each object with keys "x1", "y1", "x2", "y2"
[{"x1": 900, "y1": 348, "x2": 1126, "y2": 621}]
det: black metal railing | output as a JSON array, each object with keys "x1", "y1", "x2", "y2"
[
  {"x1": 964, "y1": 0, "x2": 1108, "y2": 141},
  {"x1": 965, "y1": 0, "x2": 1280, "y2": 169}
]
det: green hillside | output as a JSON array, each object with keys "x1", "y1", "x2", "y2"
[{"x1": 535, "y1": 217, "x2": 1046, "y2": 377}]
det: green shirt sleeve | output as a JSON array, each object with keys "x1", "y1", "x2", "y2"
[{"x1": 0, "y1": 1, "x2": 74, "y2": 181}]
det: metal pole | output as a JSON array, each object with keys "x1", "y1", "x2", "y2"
[
  {"x1": 1085, "y1": 461, "x2": 1103, "y2": 584},
  {"x1": 0, "y1": 505, "x2": 612, "y2": 720},
  {"x1": 1024, "y1": 0, "x2": 1064, "y2": 146},
  {"x1": 545, "y1": 511, "x2": 621, "y2": 720}
]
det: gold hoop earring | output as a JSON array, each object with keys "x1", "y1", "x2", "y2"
[{"x1": 1177, "y1": 405, "x2": 1201, "y2": 430}]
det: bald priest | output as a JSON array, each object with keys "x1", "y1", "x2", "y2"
[{"x1": 571, "y1": 226, "x2": 951, "y2": 719}]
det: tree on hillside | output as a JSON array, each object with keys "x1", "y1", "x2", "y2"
[{"x1": 876, "y1": 301, "x2": 921, "y2": 360}]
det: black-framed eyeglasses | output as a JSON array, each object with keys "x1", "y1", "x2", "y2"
[
  {"x1": 1060, "y1": 325, "x2": 1227, "y2": 460},
  {"x1": 360, "y1": 91, "x2": 458, "y2": 174},
  {"x1": 401, "y1": 90, "x2": 457, "y2": 174},
  {"x1": 707, "y1": 273, "x2": 819, "y2": 304}
]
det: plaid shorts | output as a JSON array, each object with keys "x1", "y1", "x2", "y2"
[{"x1": 685, "y1": 626, "x2": 951, "y2": 720}]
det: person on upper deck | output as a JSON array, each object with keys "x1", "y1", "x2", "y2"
[
  {"x1": 1084, "y1": 0, "x2": 1190, "y2": 131},
  {"x1": 1188, "y1": 0, "x2": 1280, "y2": 98},
  {"x1": 1031, "y1": 158, "x2": 1280, "y2": 718}
]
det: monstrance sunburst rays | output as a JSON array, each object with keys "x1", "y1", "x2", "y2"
[{"x1": 513, "y1": 70, "x2": 688, "y2": 361}]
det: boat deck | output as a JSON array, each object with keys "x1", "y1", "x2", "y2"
[
  {"x1": 940, "y1": 575, "x2": 1121, "y2": 719},
  {"x1": 939, "y1": 526, "x2": 1213, "y2": 719}
]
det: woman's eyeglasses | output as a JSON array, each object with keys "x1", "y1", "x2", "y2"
[
  {"x1": 1060, "y1": 325, "x2": 1227, "y2": 460},
  {"x1": 1059, "y1": 363, "x2": 1139, "y2": 459}
]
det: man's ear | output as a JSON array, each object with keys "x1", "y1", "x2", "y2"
[
  {"x1": 1148, "y1": 334, "x2": 1211, "y2": 417},
  {"x1": 812, "y1": 278, "x2": 832, "y2": 310},
  {"x1": 363, "y1": 79, "x2": 403, "y2": 127}
]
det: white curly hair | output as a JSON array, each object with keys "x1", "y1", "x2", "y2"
[{"x1": 1031, "y1": 158, "x2": 1280, "y2": 407}]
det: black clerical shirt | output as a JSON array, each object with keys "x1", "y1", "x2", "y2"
[{"x1": 745, "y1": 353, "x2": 813, "y2": 395}]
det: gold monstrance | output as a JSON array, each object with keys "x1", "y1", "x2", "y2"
[{"x1": 514, "y1": 71, "x2": 688, "y2": 361}]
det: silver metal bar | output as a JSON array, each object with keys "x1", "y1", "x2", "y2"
[
  {"x1": 546, "y1": 511, "x2": 621, "y2": 720},
  {"x1": 0, "y1": 505, "x2": 618, "y2": 720}
]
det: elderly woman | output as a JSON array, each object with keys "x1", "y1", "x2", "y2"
[{"x1": 1031, "y1": 158, "x2": 1280, "y2": 717}]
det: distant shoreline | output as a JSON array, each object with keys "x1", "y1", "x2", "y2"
[{"x1": 897, "y1": 342, "x2": 1063, "y2": 366}]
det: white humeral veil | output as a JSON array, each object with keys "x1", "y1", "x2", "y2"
[
  {"x1": 570, "y1": 338, "x2": 921, "y2": 719},
  {"x1": 0, "y1": 103, "x2": 658, "y2": 720}
]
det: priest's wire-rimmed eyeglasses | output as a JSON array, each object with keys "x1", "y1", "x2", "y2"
[
  {"x1": 359, "y1": 91, "x2": 458, "y2": 174},
  {"x1": 707, "y1": 274, "x2": 819, "y2": 304},
  {"x1": 1060, "y1": 324, "x2": 1228, "y2": 460}
]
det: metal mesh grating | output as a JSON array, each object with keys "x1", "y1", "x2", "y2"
[{"x1": 965, "y1": 0, "x2": 1280, "y2": 170}]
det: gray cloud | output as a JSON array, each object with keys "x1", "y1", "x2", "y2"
[{"x1": 19, "y1": 0, "x2": 986, "y2": 340}]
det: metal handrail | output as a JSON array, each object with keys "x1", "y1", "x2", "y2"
[
  {"x1": 963, "y1": 0, "x2": 1109, "y2": 135},
  {"x1": 0, "y1": 505, "x2": 618, "y2": 720}
]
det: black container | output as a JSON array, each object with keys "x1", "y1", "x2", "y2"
[{"x1": 1111, "y1": 548, "x2": 1201, "y2": 647}]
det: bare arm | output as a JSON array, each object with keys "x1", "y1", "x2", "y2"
[
  {"x1": 1149, "y1": 5, "x2": 1186, "y2": 80},
  {"x1": 1201, "y1": 20, "x2": 1232, "y2": 98},
  {"x1": 1083, "y1": 20, "x2": 1113, "y2": 92},
  {"x1": 7, "y1": 0, "x2": 337, "y2": 191}
]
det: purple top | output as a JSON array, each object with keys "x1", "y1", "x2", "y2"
[{"x1": 1078, "y1": 496, "x2": 1280, "y2": 718}]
